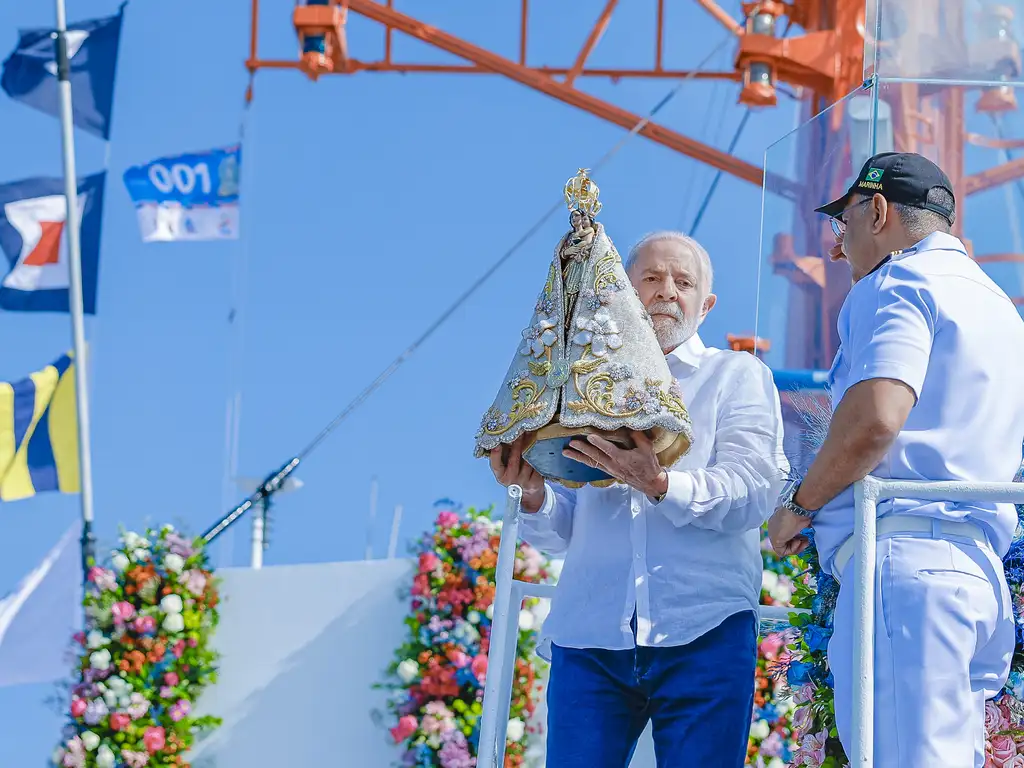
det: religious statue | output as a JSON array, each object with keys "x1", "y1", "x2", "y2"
[{"x1": 474, "y1": 169, "x2": 693, "y2": 488}]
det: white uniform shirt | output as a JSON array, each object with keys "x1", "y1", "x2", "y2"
[
  {"x1": 814, "y1": 232, "x2": 1024, "y2": 575},
  {"x1": 520, "y1": 334, "x2": 788, "y2": 658}
]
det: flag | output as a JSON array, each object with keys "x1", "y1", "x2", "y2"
[
  {"x1": 123, "y1": 145, "x2": 241, "y2": 242},
  {"x1": 0, "y1": 173, "x2": 105, "y2": 313},
  {"x1": 0, "y1": 6, "x2": 124, "y2": 140},
  {"x1": 0, "y1": 522, "x2": 81, "y2": 687},
  {"x1": 0, "y1": 353, "x2": 80, "y2": 503}
]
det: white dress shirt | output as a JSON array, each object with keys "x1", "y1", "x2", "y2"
[
  {"x1": 520, "y1": 333, "x2": 789, "y2": 659},
  {"x1": 814, "y1": 232, "x2": 1024, "y2": 575}
]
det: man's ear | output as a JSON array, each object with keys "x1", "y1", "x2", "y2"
[
  {"x1": 871, "y1": 193, "x2": 889, "y2": 235},
  {"x1": 702, "y1": 293, "x2": 717, "y2": 319}
]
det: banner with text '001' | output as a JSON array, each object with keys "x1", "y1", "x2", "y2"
[{"x1": 123, "y1": 145, "x2": 240, "y2": 243}]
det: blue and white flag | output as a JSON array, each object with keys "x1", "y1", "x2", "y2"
[
  {"x1": 0, "y1": 174, "x2": 106, "y2": 314},
  {"x1": 123, "y1": 146, "x2": 241, "y2": 242},
  {"x1": 0, "y1": 6, "x2": 124, "y2": 140}
]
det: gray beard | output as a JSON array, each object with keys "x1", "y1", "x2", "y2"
[{"x1": 648, "y1": 302, "x2": 699, "y2": 351}]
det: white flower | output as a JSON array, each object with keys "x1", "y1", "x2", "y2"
[
  {"x1": 397, "y1": 659, "x2": 419, "y2": 684},
  {"x1": 163, "y1": 554, "x2": 185, "y2": 574},
  {"x1": 110, "y1": 553, "x2": 130, "y2": 572},
  {"x1": 771, "y1": 584, "x2": 793, "y2": 604},
  {"x1": 768, "y1": 760, "x2": 786, "y2": 768},
  {"x1": 102, "y1": 690, "x2": 117, "y2": 708},
  {"x1": 547, "y1": 558, "x2": 564, "y2": 581},
  {"x1": 81, "y1": 731, "x2": 100, "y2": 751},
  {"x1": 96, "y1": 745, "x2": 116, "y2": 768},
  {"x1": 761, "y1": 571, "x2": 779, "y2": 591},
  {"x1": 749, "y1": 719, "x2": 770, "y2": 741},
  {"x1": 518, "y1": 609, "x2": 534, "y2": 631},
  {"x1": 122, "y1": 532, "x2": 149, "y2": 551},
  {"x1": 162, "y1": 613, "x2": 185, "y2": 633},
  {"x1": 572, "y1": 308, "x2": 623, "y2": 356},
  {"x1": 485, "y1": 604, "x2": 494, "y2": 620},
  {"x1": 506, "y1": 718, "x2": 525, "y2": 743},
  {"x1": 131, "y1": 548, "x2": 149, "y2": 563},
  {"x1": 51, "y1": 747, "x2": 65, "y2": 765},
  {"x1": 106, "y1": 676, "x2": 130, "y2": 694},
  {"x1": 160, "y1": 594, "x2": 184, "y2": 614},
  {"x1": 519, "y1": 314, "x2": 558, "y2": 358},
  {"x1": 89, "y1": 649, "x2": 111, "y2": 670},
  {"x1": 86, "y1": 631, "x2": 108, "y2": 650},
  {"x1": 467, "y1": 610, "x2": 481, "y2": 625}
]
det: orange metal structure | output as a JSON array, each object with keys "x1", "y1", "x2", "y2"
[{"x1": 246, "y1": 0, "x2": 1024, "y2": 366}]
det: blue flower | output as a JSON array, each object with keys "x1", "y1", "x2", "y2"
[
  {"x1": 802, "y1": 623, "x2": 833, "y2": 653},
  {"x1": 788, "y1": 660, "x2": 813, "y2": 687}
]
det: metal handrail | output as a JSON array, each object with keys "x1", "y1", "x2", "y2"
[
  {"x1": 476, "y1": 484, "x2": 811, "y2": 768},
  {"x1": 849, "y1": 477, "x2": 1024, "y2": 767}
]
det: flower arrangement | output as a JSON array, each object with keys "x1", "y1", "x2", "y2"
[
  {"x1": 379, "y1": 505, "x2": 551, "y2": 767},
  {"x1": 778, "y1": 487, "x2": 1024, "y2": 768},
  {"x1": 748, "y1": 539, "x2": 801, "y2": 767},
  {"x1": 52, "y1": 526, "x2": 221, "y2": 768}
]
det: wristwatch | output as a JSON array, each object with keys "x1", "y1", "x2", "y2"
[{"x1": 779, "y1": 478, "x2": 817, "y2": 521}]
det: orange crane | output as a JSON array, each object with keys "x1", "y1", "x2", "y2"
[{"x1": 244, "y1": 0, "x2": 1024, "y2": 369}]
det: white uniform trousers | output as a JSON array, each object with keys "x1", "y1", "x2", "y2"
[{"x1": 828, "y1": 532, "x2": 1015, "y2": 767}]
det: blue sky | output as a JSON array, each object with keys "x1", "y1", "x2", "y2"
[{"x1": 2, "y1": 0, "x2": 1023, "y2": 762}]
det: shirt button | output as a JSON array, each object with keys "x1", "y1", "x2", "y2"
[
  {"x1": 635, "y1": 553, "x2": 641, "y2": 560},
  {"x1": 631, "y1": 503, "x2": 641, "y2": 514}
]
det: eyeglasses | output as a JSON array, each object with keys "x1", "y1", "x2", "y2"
[{"x1": 830, "y1": 199, "x2": 872, "y2": 238}]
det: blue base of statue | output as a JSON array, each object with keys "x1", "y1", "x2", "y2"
[{"x1": 523, "y1": 435, "x2": 613, "y2": 484}]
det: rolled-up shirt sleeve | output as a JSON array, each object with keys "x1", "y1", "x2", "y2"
[
  {"x1": 652, "y1": 357, "x2": 789, "y2": 532},
  {"x1": 845, "y1": 264, "x2": 936, "y2": 400},
  {"x1": 519, "y1": 482, "x2": 576, "y2": 555}
]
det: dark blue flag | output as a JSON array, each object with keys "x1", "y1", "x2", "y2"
[
  {"x1": 1, "y1": 7, "x2": 124, "y2": 140},
  {"x1": 0, "y1": 174, "x2": 106, "y2": 314}
]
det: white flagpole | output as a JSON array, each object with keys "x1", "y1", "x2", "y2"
[
  {"x1": 53, "y1": 0, "x2": 97, "y2": 580},
  {"x1": 386, "y1": 504, "x2": 403, "y2": 559}
]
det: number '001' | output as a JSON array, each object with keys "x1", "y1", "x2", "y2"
[{"x1": 148, "y1": 162, "x2": 212, "y2": 196}]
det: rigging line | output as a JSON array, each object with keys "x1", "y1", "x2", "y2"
[
  {"x1": 294, "y1": 30, "x2": 739, "y2": 462},
  {"x1": 689, "y1": 108, "x2": 751, "y2": 235}
]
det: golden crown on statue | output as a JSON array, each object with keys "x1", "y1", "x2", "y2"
[{"x1": 563, "y1": 168, "x2": 603, "y2": 217}]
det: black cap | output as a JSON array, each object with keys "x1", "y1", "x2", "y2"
[{"x1": 814, "y1": 152, "x2": 955, "y2": 224}]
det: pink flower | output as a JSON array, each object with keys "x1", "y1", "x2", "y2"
[
  {"x1": 164, "y1": 671, "x2": 179, "y2": 687},
  {"x1": 73, "y1": 632, "x2": 86, "y2": 646},
  {"x1": 142, "y1": 725, "x2": 166, "y2": 754},
  {"x1": 437, "y1": 511, "x2": 459, "y2": 528},
  {"x1": 70, "y1": 697, "x2": 87, "y2": 718},
  {"x1": 448, "y1": 650, "x2": 470, "y2": 668},
  {"x1": 132, "y1": 615, "x2": 157, "y2": 635},
  {"x1": 792, "y1": 683, "x2": 816, "y2": 705},
  {"x1": 759, "y1": 633, "x2": 784, "y2": 660},
  {"x1": 112, "y1": 601, "x2": 135, "y2": 623},
  {"x1": 169, "y1": 698, "x2": 191, "y2": 722},
  {"x1": 471, "y1": 654, "x2": 488, "y2": 683},
  {"x1": 792, "y1": 704, "x2": 814, "y2": 738},
  {"x1": 159, "y1": 686, "x2": 174, "y2": 699},
  {"x1": 986, "y1": 700, "x2": 1010, "y2": 734},
  {"x1": 390, "y1": 715, "x2": 418, "y2": 743},
  {"x1": 991, "y1": 735, "x2": 1016, "y2": 765},
  {"x1": 109, "y1": 712, "x2": 131, "y2": 731},
  {"x1": 172, "y1": 640, "x2": 186, "y2": 658},
  {"x1": 120, "y1": 750, "x2": 149, "y2": 768},
  {"x1": 419, "y1": 552, "x2": 440, "y2": 574},
  {"x1": 1005, "y1": 755, "x2": 1024, "y2": 768},
  {"x1": 800, "y1": 731, "x2": 827, "y2": 768}
]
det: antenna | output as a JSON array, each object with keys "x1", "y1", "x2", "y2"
[
  {"x1": 387, "y1": 504, "x2": 403, "y2": 559},
  {"x1": 233, "y1": 474, "x2": 303, "y2": 569},
  {"x1": 365, "y1": 478, "x2": 379, "y2": 560}
]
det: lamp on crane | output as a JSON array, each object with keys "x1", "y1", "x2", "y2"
[
  {"x1": 738, "y1": 1, "x2": 785, "y2": 107},
  {"x1": 293, "y1": 0, "x2": 348, "y2": 80}
]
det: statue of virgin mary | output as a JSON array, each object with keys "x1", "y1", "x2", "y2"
[{"x1": 474, "y1": 169, "x2": 693, "y2": 488}]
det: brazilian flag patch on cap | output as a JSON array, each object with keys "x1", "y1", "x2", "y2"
[{"x1": 865, "y1": 168, "x2": 883, "y2": 182}]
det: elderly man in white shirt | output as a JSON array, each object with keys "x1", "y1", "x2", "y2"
[
  {"x1": 768, "y1": 152, "x2": 1024, "y2": 767},
  {"x1": 489, "y1": 232, "x2": 788, "y2": 767}
]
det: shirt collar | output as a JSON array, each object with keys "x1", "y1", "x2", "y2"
[
  {"x1": 667, "y1": 333, "x2": 706, "y2": 370},
  {"x1": 908, "y1": 231, "x2": 967, "y2": 257}
]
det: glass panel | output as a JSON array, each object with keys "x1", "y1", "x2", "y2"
[
  {"x1": 873, "y1": 79, "x2": 1024, "y2": 306},
  {"x1": 756, "y1": 85, "x2": 873, "y2": 373},
  {"x1": 865, "y1": 0, "x2": 1024, "y2": 85}
]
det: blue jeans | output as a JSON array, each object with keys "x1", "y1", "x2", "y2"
[{"x1": 546, "y1": 610, "x2": 758, "y2": 767}]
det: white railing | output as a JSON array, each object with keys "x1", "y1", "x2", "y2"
[
  {"x1": 849, "y1": 476, "x2": 1024, "y2": 767},
  {"x1": 476, "y1": 484, "x2": 809, "y2": 768}
]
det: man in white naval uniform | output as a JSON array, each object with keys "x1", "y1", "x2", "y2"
[
  {"x1": 490, "y1": 232, "x2": 788, "y2": 767},
  {"x1": 768, "y1": 152, "x2": 1024, "y2": 767}
]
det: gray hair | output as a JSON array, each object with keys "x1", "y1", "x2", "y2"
[
  {"x1": 624, "y1": 231, "x2": 714, "y2": 294},
  {"x1": 891, "y1": 187, "x2": 956, "y2": 239}
]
